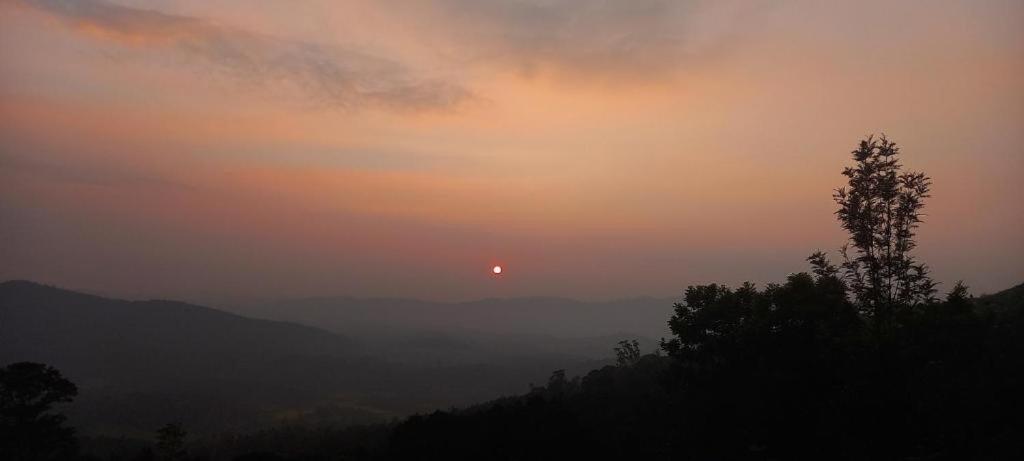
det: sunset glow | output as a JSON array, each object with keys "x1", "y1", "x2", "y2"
[
  {"x1": 0, "y1": 0, "x2": 1021, "y2": 303},
  {"x1": 2, "y1": 3, "x2": 1022, "y2": 456}
]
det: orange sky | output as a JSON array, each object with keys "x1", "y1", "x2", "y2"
[{"x1": 1, "y1": 0, "x2": 1022, "y2": 303}]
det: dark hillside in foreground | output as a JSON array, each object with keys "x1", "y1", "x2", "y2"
[
  {"x1": 7, "y1": 275, "x2": 1022, "y2": 459},
  {"x1": 194, "y1": 280, "x2": 1024, "y2": 461},
  {"x1": 976, "y1": 282, "x2": 1024, "y2": 313}
]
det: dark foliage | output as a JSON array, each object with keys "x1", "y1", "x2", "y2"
[
  {"x1": 61, "y1": 276, "x2": 1024, "y2": 461},
  {"x1": 833, "y1": 135, "x2": 937, "y2": 329},
  {"x1": 0, "y1": 362, "x2": 80, "y2": 461},
  {"x1": 330, "y1": 280, "x2": 1018, "y2": 461},
  {"x1": 613, "y1": 339, "x2": 642, "y2": 366}
]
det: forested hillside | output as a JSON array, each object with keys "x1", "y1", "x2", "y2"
[{"x1": 0, "y1": 281, "x2": 607, "y2": 436}]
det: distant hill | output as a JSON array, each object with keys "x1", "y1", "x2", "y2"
[
  {"x1": 0, "y1": 281, "x2": 611, "y2": 436},
  {"x1": 976, "y1": 282, "x2": 1024, "y2": 314},
  {"x1": 0, "y1": 280, "x2": 369, "y2": 435},
  {"x1": 0, "y1": 280, "x2": 356, "y2": 382}
]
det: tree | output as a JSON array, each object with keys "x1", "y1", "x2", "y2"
[
  {"x1": 0, "y1": 362, "x2": 79, "y2": 461},
  {"x1": 613, "y1": 340, "x2": 641, "y2": 367},
  {"x1": 659, "y1": 274, "x2": 862, "y2": 458},
  {"x1": 830, "y1": 135, "x2": 936, "y2": 332}
]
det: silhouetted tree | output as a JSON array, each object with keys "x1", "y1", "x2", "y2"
[
  {"x1": 830, "y1": 135, "x2": 936, "y2": 333},
  {"x1": 660, "y1": 274, "x2": 862, "y2": 458},
  {"x1": 0, "y1": 362, "x2": 79, "y2": 461},
  {"x1": 613, "y1": 340, "x2": 641, "y2": 367}
]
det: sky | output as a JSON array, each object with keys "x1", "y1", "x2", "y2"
[{"x1": 1, "y1": 0, "x2": 1021, "y2": 304}]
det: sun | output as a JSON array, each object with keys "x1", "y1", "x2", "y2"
[{"x1": 492, "y1": 265, "x2": 502, "y2": 275}]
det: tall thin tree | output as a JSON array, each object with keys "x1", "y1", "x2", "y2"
[{"x1": 829, "y1": 135, "x2": 936, "y2": 332}]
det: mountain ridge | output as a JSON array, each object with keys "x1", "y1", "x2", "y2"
[{"x1": 0, "y1": 280, "x2": 616, "y2": 435}]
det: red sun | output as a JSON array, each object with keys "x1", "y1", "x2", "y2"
[{"x1": 492, "y1": 265, "x2": 503, "y2": 275}]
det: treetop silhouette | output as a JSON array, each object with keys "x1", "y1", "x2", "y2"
[{"x1": 817, "y1": 134, "x2": 938, "y2": 333}]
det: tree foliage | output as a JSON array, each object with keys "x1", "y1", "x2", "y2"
[
  {"x1": 0, "y1": 362, "x2": 80, "y2": 461},
  {"x1": 832, "y1": 135, "x2": 937, "y2": 330},
  {"x1": 613, "y1": 340, "x2": 641, "y2": 367}
]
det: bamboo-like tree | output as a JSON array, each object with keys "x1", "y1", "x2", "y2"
[{"x1": 826, "y1": 135, "x2": 936, "y2": 332}]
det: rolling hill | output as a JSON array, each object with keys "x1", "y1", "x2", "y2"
[{"x1": 0, "y1": 281, "x2": 615, "y2": 436}]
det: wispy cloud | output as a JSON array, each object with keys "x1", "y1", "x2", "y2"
[
  {"x1": 13, "y1": 0, "x2": 472, "y2": 111},
  {"x1": 425, "y1": 0, "x2": 752, "y2": 78}
]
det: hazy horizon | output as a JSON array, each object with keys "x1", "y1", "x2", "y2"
[
  {"x1": 2, "y1": 0, "x2": 1022, "y2": 303},
  {"x1": 1, "y1": 277, "x2": 684, "y2": 311},
  {"x1": 2, "y1": 2, "x2": 1022, "y2": 459},
  {"x1": 3, "y1": 277, "x2": 1023, "y2": 311}
]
